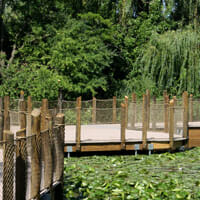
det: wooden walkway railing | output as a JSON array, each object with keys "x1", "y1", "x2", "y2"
[{"x1": 0, "y1": 94, "x2": 65, "y2": 200}]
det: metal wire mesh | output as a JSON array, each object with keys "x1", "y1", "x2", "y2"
[
  {"x1": 16, "y1": 137, "x2": 27, "y2": 200},
  {"x1": 10, "y1": 111, "x2": 20, "y2": 126},
  {"x1": 63, "y1": 108, "x2": 77, "y2": 125},
  {"x1": 10, "y1": 99, "x2": 20, "y2": 111},
  {"x1": 62, "y1": 101, "x2": 77, "y2": 109},
  {"x1": 189, "y1": 100, "x2": 200, "y2": 122},
  {"x1": 149, "y1": 103, "x2": 165, "y2": 130},
  {"x1": 52, "y1": 126, "x2": 64, "y2": 183},
  {"x1": 127, "y1": 102, "x2": 143, "y2": 130},
  {"x1": 96, "y1": 99, "x2": 113, "y2": 109},
  {"x1": 174, "y1": 106, "x2": 184, "y2": 137},
  {"x1": 32, "y1": 101, "x2": 41, "y2": 109},
  {"x1": 3, "y1": 139, "x2": 15, "y2": 200}
]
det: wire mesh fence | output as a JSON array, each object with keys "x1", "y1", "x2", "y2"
[
  {"x1": 0, "y1": 120, "x2": 64, "y2": 200},
  {"x1": 127, "y1": 102, "x2": 143, "y2": 130},
  {"x1": 149, "y1": 103, "x2": 165, "y2": 131},
  {"x1": 189, "y1": 100, "x2": 200, "y2": 122},
  {"x1": 174, "y1": 106, "x2": 184, "y2": 137}
]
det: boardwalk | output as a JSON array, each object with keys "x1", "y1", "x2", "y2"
[{"x1": 65, "y1": 124, "x2": 184, "y2": 144}]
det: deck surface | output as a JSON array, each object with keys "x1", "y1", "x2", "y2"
[{"x1": 65, "y1": 124, "x2": 184, "y2": 144}]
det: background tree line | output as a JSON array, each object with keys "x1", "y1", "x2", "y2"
[{"x1": 0, "y1": 0, "x2": 200, "y2": 100}]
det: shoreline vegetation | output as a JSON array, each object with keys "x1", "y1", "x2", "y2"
[{"x1": 1, "y1": 1, "x2": 200, "y2": 100}]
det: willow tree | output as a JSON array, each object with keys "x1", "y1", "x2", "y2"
[{"x1": 137, "y1": 29, "x2": 200, "y2": 95}]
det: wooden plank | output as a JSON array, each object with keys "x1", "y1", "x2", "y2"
[
  {"x1": 164, "y1": 95, "x2": 169, "y2": 133},
  {"x1": 40, "y1": 99, "x2": 48, "y2": 131},
  {"x1": 58, "y1": 91, "x2": 62, "y2": 113},
  {"x1": 142, "y1": 94, "x2": 147, "y2": 149},
  {"x1": 65, "y1": 143, "x2": 171, "y2": 152},
  {"x1": 169, "y1": 99, "x2": 174, "y2": 149},
  {"x1": 131, "y1": 93, "x2": 136, "y2": 128},
  {"x1": 40, "y1": 99, "x2": 53, "y2": 190},
  {"x1": 163, "y1": 90, "x2": 167, "y2": 99},
  {"x1": 120, "y1": 103, "x2": 126, "y2": 150},
  {"x1": 76, "y1": 97, "x2": 81, "y2": 151},
  {"x1": 183, "y1": 91, "x2": 188, "y2": 138},
  {"x1": 63, "y1": 141, "x2": 187, "y2": 152},
  {"x1": 112, "y1": 96, "x2": 117, "y2": 124},
  {"x1": 151, "y1": 143, "x2": 170, "y2": 149},
  {"x1": 20, "y1": 90, "x2": 25, "y2": 100},
  {"x1": 16, "y1": 135, "x2": 26, "y2": 200},
  {"x1": 124, "y1": 96, "x2": 128, "y2": 128},
  {"x1": 31, "y1": 109, "x2": 41, "y2": 200},
  {"x1": 19, "y1": 98, "x2": 26, "y2": 130},
  {"x1": 81, "y1": 144, "x2": 122, "y2": 152},
  {"x1": 152, "y1": 96, "x2": 156, "y2": 130},
  {"x1": 146, "y1": 90, "x2": 150, "y2": 129},
  {"x1": 3, "y1": 96, "x2": 10, "y2": 139},
  {"x1": 132, "y1": 93, "x2": 136, "y2": 102},
  {"x1": 189, "y1": 140, "x2": 200, "y2": 148},
  {"x1": 173, "y1": 96, "x2": 177, "y2": 106},
  {"x1": 27, "y1": 96, "x2": 32, "y2": 137},
  {"x1": 189, "y1": 128, "x2": 200, "y2": 136},
  {"x1": 92, "y1": 97, "x2": 96, "y2": 124},
  {"x1": 189, "y1": 94, "x2": 193, "y2": 122},
  {"x1": 54, "y1": 113, "x2": 65, "y2": 200}
]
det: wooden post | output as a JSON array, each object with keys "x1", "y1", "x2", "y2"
[
  {"x1": 125, "y1": 96, "x2": 128, "y2": 128},
  {"x1": 76, "y1": 97, "x2": 81, "y2": 151},
  {"x1": 120, "y1": 103, "x2": 126, "y2": 150},
  {"x1": 58, "y1": 91, "x2": 62, "y2": 113},
  {"x1": 20, "y1": 90, "x2": 25, "y2": 100},
  {"x1": 31, "y1": 109, "x2": 41, "y2": 200},
  {"x1": 3, "y1": 96, "x2": 10, "y2": 140},
  {"x1": 3, "y1": 132, "x2": 14, "y2": 200},
  {"x1": 163, "y1": 90, "x2": 167, "y2": 99},
  {"x1": 173, "y1": 96, "x2": 177, "y2": 106},
  {"x1": 0, "y1": 98, "x2": 3, "y2": 141},
  {"x1": 92, "y1": 97, "x2": 96, "y2": 124},
  {"x1": 189, "y1": 94, "x2": 193, "y2": 122},
  {"x1": 41, "y1": 99, "x2": 49, "y2": 131},
  {"x1": 142, "y1": 94, "x2": 147, "y2": 149},
  {"x1": 112, "y1": 96, "x2": 117, "y2": 124},
  {"x1": 146, "y1": 90, "x2": 150, "y2": 129},
  {"x1": 169, "y1": 100, "x2": 174, "y2": 149},
  {"x1": 53, "y1": 113, "x2": 65, "y2": 200},
  {"x1": 152, "y1": 96, "x2": 156, "y2": 130},
  {"x1": 164, "y1": 95, "x2": 169, "y2": 133},
  {"x1": 27, "y1": 96, "x2": 32, "y2": 137},
  {"x1": 19, "y1": 98, "x2": 26, "y2": 130},
  {"x1": 40, "y1": 99, "x2": 53, "y2": 190},
  {"x1": 183, "y1": 91, "x2": 188, "y2": 139},
  {"x1": 16, "y1": 135, "x2": 26, "y2": 200},
  {"x1": 131, "y1": 93, "x2": 136, "y2": 129},
  {"x1": 132, "y1": 93, "x2": 136, "y2": 102},
  {"x1": 16, "y1": 94, "x2": 26, "y2": 199}
]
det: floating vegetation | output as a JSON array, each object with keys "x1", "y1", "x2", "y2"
[{"x1": 64, "y1": 147, "x2": 200, "y2": 199}]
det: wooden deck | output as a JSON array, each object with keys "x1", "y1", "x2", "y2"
[{"x1": 64, "y1": 124, "x2": 187, "y2": 152}]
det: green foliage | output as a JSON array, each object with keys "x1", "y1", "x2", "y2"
[
  {"x1": 0, "y1": 65, "x2": 65, "y2": 99},
  {"x1": 64, "y1": 108, "x2": 92, "y2": 125},
  {"x1": 64, "y1": 148, "x2": 200, "y2": 199},
  {"x1": 1, "y1": 0, "x2": 200, "y2": 100},
  {"x1": 129, "y1": 28, "x2": 200, "y2": 96},
  {"x1": 0, "y1": 14, "x2": 116, "y2": 99}
]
